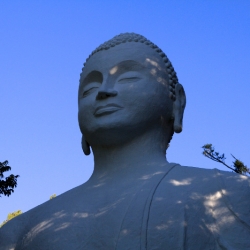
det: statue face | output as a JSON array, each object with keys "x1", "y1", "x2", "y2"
[{"x1": 78, "y1": 42, "x2": 173, "y2": 146}]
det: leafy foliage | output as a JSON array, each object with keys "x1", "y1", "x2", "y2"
[
  {"x1": 202, "y1": 144, "x2": 250, "y2": 176},
  {"x1": 0, "y1": 210, "x2": 22, "y2": 228},
  {"x1": 0, "y1": 161, "x2": 19, "y2": 197},
  {"x1": 50, "y1": 194, "x2": 56, "y2": 200}
]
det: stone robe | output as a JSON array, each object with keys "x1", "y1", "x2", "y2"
[{"x1": 1, "y1": 164, "x2": 250, "y2": 249}]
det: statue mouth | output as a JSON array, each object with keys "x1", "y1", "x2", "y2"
[{"x1": 94, "y1": 104, "x2": 123, "y2": 116}]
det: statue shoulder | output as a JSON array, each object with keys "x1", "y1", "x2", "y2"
[
  {"x1": 0, "y1": 197, "x2": 61, "y2": 250},
  {"x1": 213, "y1": 168, "x2": 250, "y2": 222},
  {"x1": 146, "y1": 164, "x2": 250, "y2": 249},
  {"x1": 0, "y1": 185, "x2": 87, "y2": 249},
  {"x1": 0, "y1": 210, "x2": 28, "y2": 250},
  {"x1": 169, "y1": 164, "x2": 250, "y2": 206}
]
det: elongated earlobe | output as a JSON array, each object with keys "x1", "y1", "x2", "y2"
[
  {"x1": 82, "y1": 135, "x2": 91, "y2": 155},
  {"x1": 172, "y1": 83, "x2": 186, "y2": 133}
]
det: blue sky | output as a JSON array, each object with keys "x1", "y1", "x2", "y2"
[{"x1": 1, "y1": 1, "x2": 250, "y2": 223}]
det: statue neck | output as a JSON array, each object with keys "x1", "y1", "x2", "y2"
[{"x1": 89, "y1": 129, "x2": 169, "y2": 182}]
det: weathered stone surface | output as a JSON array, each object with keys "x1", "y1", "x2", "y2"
[{"x1": 1, "y1": 33, "x2": 249, "y2": 249}]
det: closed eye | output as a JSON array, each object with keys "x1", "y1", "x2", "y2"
[
  {"x1": 82, "y1": 87, "x2": 99, "y2": 97},
  {"x1": 118, "y1": 77, "x2": 141, "y2": 83}
]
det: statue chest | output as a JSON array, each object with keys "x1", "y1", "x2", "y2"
[
  {"x1": 16, "y1": 165, "x2": 245, "y2": 250},
  {"x1": 17, "y1": 182, "x2": 152, "y2": 250},
  {"x1": 17, "y1": 166, "x2": 177, "y2": 249}
]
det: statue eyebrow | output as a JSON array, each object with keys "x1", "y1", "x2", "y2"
[
  {"x1": 81, "y1": 70, "x2": 103, "y2": 85},
  {"x1": 111, "y1": 60, "x2": 145, "y2": 75}
]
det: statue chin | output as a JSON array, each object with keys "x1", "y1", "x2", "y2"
[{"x1": 1, "y1": 33, "x2": 249, "y2": 250}]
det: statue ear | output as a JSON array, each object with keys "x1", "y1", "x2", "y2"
[
  {"x1": 172, "y1": 83, "x2": 186, "y2": 133},
  {"x1": 82, "y1": 135, "x2": 91, "y2": 155}
]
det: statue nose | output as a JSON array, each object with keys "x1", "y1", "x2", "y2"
[{"x1": 96, "y1": 89, "x2": 118, "y2": 100}]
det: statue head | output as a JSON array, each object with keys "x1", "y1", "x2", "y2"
[{"x1": 78, "y1": 33, "x2": 186, "y2": 155}]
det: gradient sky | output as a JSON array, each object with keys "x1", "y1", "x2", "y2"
[{"x1": 1, "y1": 1, "x2": 250, "y2": 224}]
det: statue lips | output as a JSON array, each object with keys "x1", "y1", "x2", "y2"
[{"x1": 94, "y1": 104, "x2": 124, "y2": 116}]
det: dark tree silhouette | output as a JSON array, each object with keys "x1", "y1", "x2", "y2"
[
  {"x1": 0, "y1": 161, "x2": 19, "y2": 197},
  {"x1": 202, "y1": 144, "x2": 250, "y2": 176}
]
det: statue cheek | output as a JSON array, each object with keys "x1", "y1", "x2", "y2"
[
  {"x1": 78, "y1": 107, "x2": 90, "y2": 129},
  {"x1": 78, "y1": 111, "x2": 85, "y2": 134}
]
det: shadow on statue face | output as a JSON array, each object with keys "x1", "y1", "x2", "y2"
[{"x1": 78, "y1": 42, "x2": 173, "y2": 147}]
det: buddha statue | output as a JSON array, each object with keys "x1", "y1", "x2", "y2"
[{"x1": 1, "y1": 33, "x2": 250, "y2": 250}]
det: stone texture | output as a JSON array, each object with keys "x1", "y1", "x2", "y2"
[{"x1": 1, "y1": 33, "x2": 249, "y2": 249}]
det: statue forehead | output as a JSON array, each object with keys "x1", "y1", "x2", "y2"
[
  {"x1": 81, "y1": 42, "x2": 166, "y2": 77},
  {"x1": 79, "y1": 33, "x2": 179, "y2": 102}
]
